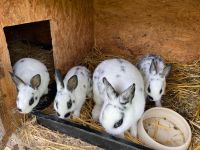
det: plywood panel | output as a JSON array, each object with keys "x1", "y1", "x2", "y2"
[
  {"x1": 94, "y1": 0, "x2": 200, "y2": 62},
  {"x1": 0, "y1": 0, "x2": 94, "y2": 145}
]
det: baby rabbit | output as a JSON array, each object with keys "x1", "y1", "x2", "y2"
[
  {"x1": 92, "y1": 58, "x2": 145, "y2": 137},
  {"x1": 54, "y1": 66, "x2": 92, "y2": 119},
  {"x1": 10, "y1": 58, "x2": 50, "y2": 113},
  {"x1": 137, "y1": 54, "x2": 171, "y2": 107}
]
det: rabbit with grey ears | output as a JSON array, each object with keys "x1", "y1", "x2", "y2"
[
  {"x1": 92, "y1": 59, "x2": 145, "y2": 137},
  {"x1": 137, "y1": 54, "x2": 171, "y2": 107},
  {"x1": 54, "y1": 66, "x2": 92, "y2": 119},
  {"x1": 10, "y1": 58, "x2": 50, "y2": 113}
]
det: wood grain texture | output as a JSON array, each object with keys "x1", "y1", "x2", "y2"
[
  {"x1": 0, "y1": 0, "x2": 94, "y2": 145},
  {"x1": 94, "y1": 0, "x2": 200, "y2": 62}
]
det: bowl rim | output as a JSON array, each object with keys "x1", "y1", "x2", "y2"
[{"x1": 139, "y1": 107, "x2": 192, "y2": 149}]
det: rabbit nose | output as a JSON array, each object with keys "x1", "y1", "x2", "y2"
[
  {"x1": 64, "y1": 112, "x2": 71, "y2": 118},
  {"x1": 147, "y1": 95, "x2": 154, "y2": 101},
  {"x1": 17, "y1": 108, "x2": 22, "y2": 112}
]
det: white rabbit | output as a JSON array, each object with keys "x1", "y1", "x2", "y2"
[
  {"x1": 92, "y1": 58, "x2": 145, "y2": 137},
  {"x1": 10, "y1": 58, "x2": 50, "y2": 113},
  {"x1": 54, "y1": 66, "x2": 92, "y2": 119},
  {"x1": 137, "y1": 54, "x2": 171, "y2": 107}
]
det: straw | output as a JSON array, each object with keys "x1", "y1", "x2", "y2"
[{"x1": 12, "y1": 45, "x2": 200, "y2": 149}]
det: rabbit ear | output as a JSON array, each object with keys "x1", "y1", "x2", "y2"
[
  {"x1": 9, "y1": 72, "x2": 26, "y2": 87},
  {"x1": 103, "y1": 77, "x2": 118, "y2": 100},
  {"x1": 149, "y1": 59, "x2": 157, "y2": 75},
  {"x1": 55, "y1": 69, "x2": 64, "y2": 91},
  {"x1": 67, "y1": 75, "x2": 78, "y2": 92},
  {"x1": 154, "y1": 59, "x2": 158, "y2": 70},
  {"x1": 120, "y1": 83, "x2": 135, "y2": 105},
  {"x1": 30, "y1": 74, "x2": 41, "y2": 89},
  {"x1": 161, "y1": 65, "x2": 172, "y2": 78}
]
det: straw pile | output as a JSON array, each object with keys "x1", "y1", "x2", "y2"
[
  {"x1": 11, "y1": 46, "x2": 199, "y2": 149},
  {"x1": 15, "y1": 117, "x2": 102, "y2": 150},
  {"x1": 163, "y1": 60, "x2": 200, "y2": 149}
]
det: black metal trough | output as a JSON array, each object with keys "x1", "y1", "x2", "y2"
[{"x1": 32, "y1": 82, "x2": 151, "y2": 150}]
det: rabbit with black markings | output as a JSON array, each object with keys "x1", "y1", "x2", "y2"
[
  {"x1": 54, "y1": 66, "x2": 92, "y2": 119},
  {"x1": 92, "y1": 58, "x2": 145, "y2": 137},
  {"x1": 10, "y1": 58, "x2": 50, "y2": 113},
  {"x1": 137, "y1": 54, "x2": 171, "y2": 107}
]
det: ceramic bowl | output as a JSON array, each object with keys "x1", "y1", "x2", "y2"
[{"x1": 138, "y1": 107, "x2": 191, "y2": 150}]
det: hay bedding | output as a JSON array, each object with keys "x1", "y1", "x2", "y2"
[
  {"x1": 12, "y1": 118, "x2": 102, "y2": 150},
  {"x1": 72, "y1": 48, "x2": 200, "y2": 149},
  {"x1": 9, "y1": 43, "x2": 200, "y2": 149},
  {"x1": 39, "y1": 48, "x2": 200, "y2": 149}
]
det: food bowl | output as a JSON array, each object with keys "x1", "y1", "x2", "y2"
[{"x1": 138, "y1": 107, "x2": 191, "y2": 150}]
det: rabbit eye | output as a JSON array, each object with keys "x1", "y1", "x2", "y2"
[
  {"x1": 113, "y1": 117, "x2": 123, "y2": 128},
  {"x1": 29, "y1": 98, "x2": 34, "y2": 106},
  {"x1": 67, "y1": 100, "x2": 72, "y2": 109},
  {"x1": 160, "y1": 89, "x2": 163, "y2": 94},
  {"x1": 147, "y1": 85, "x2": 151, "y2": 93}
]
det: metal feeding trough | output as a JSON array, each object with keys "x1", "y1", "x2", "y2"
[{"x1": 32, "y1": 82, "x2": 151, "y2": 150}]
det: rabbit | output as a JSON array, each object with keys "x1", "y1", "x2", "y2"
[
  {"x1": 10, "y1": 58, "x2": 50, "y2": 113},
  {"x1": 137, "y1": 54, "x2": 172, "y2": 107},
  {"x1": 92, "y1": 58, "x2": 145, "y2": 137},
  {"x1": 54, "y1": 66, "x2": 92, "y2": 119}
]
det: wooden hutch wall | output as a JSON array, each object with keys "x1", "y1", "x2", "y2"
[
  {"x1": 0, "y1": 0, "x2": 94, "y2": 144},
  {"x1": 94, "y1": 0, "x2": 200, "y2": 62}
]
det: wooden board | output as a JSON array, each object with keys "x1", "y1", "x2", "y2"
[{"x1": 0, "y1": 0, "x2": 94, "y2": 146}]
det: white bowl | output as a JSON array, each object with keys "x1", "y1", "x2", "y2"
[{"x1": 138, "y1": 107, "x2": 191, "y2": 150}]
